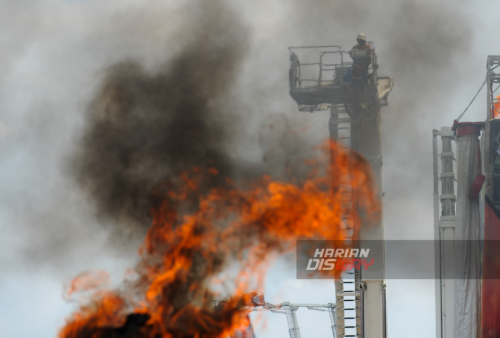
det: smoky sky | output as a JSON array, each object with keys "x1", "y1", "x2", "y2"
[{"x1": 0, "y1": 0, "x2": 476, "y2": 271}]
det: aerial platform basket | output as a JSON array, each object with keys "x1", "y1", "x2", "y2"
[{"x1": 288, "y1": 45, "x2": 394, "y2": 112}]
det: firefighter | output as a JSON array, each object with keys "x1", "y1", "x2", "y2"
[{"x1": 349, "y1": 33, "x2": 372, "y2": 85}]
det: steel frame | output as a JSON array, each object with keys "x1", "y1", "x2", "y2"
[{"x1": 486, "y1": 56, "x2": 500, "y2": 119}]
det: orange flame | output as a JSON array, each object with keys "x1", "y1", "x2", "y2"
[
  {"x1": 493, "y1": 94, "x2": 500, "y2": 119},
  {"x1": 59, "y1": 139, "x2": 379, "y2": 338}
]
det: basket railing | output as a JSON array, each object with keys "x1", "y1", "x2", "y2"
[{"x1": 289, "y1": 44, "x2": 377, "y2": 88}]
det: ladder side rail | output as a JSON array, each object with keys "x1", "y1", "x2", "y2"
[
  {"x1": 327, "y1": 303, "x2": 338, "y2": 338},
  {"x1": 438, "y1": 127, "x2": 456, "y2": 338},
  {"x1": 280, "y1": 303, "x2": 301, "y2": 338},
  {"x1": 433, "y1": 129, "x2": 443, "y2": 338}
]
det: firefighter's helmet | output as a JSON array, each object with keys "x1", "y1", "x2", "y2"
[{"x1": 356, "y1": 33, "x2": 367, "y2": 42}]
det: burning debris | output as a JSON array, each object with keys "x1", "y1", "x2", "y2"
[{"x1": 61, "y1": 141, "x2": 378, "y2": 338}]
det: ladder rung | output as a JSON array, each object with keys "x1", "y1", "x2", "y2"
[
  {"x1": 337, "y1": 291, "x2": 360, "y2": 294},
  {"x1": 338, "y1": 295, "x2": 360, "y2": 299},
  {"x1": 338, "y1": 325, "x2": 361, "y2": 328},
  {"x1": 337, "y1": 299, "x2": 361, "y2": 303},
  {"x1": 330, "y1": 118, "x2": 355, "y2": 124}
]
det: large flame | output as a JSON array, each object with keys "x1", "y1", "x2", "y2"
[{"x1": 59, "y1": 140, "x2": 379, "y2": 338}]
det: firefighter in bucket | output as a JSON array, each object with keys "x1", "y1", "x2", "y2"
[{"x1": 349, "y1": 33, "x2": 373, "y2": 86}]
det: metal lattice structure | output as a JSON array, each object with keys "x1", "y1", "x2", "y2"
[
  {"x1": 259, "y1": 302, "x2": 338, "y2": 338},
  {"x1": 432, "y1": 127, "x2": 457, "y2": 338},
  {"x1": 287, "y1": 44, "x2": 392, "y2": 338},
  {"x1": 487, "y1": 56, "x2": 500, "y2": 119}
]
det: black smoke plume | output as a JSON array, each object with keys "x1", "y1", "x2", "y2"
[{"x1": 72, "y1": 1, "x2": 251, "y2": 238}]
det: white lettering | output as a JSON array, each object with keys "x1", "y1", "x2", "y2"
[
  {"x1": 314, "y1": 249, "x2": 325, "y2": 258},
  {"x1": 359, "y1": 249, "x2": 370, "y2": 258},
  {"x1": 307, "y1": 259, "x2": 320, "y2": 270},
  {"x1": 334, "y1": 249, "x2": 345, "y2": 257},
  {"x1": 323, "y1": 259, "x2": 336, "y2": 270},
  {"x1": 318, "y1": 259, "x2": 325, "y2": 270},
  {"x1": 325, "y1": 249, "x2": 334, "y2": 257}
]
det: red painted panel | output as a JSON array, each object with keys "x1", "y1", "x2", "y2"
[{"x1": 482, "y1": 197, "x2": 500, "y2": 338}]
